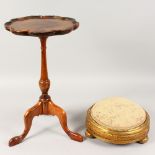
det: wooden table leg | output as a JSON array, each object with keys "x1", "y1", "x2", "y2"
[
  {"x1": 9, "y1": 102, "x2": 42, "y2": 146},
  {"x1": 48, "y1": 101, "x2": 83, "y2": 142}
]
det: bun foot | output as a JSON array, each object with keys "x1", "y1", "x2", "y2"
[
  {"x1": 85, "y1": 130, "x2": 95, "y2": 138},
  {"x1": 9, "y1": 136, "x2": 23, "y2": 147},
  {"x1": 137, "y1": 136, "x2": 149, "y2": 144},
  {"x1": 68, "y1": 131, "x2": 83, "y2": 142}
]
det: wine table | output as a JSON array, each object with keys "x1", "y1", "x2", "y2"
[{"x1": 5, "y1": 15, "x2": 83, "y2": 147}]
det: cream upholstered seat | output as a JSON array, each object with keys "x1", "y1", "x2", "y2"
[{"x1": 91, "y1": 97, "x2": 146, "y2": 131}]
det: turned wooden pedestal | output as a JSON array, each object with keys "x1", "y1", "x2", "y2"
[{"x1": 5, "y1": 16, "x2": 83, "y2": 147}]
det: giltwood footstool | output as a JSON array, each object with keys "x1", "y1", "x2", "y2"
[{"x1": 86, "y1": 97, "x2": 150, "y2": 144}]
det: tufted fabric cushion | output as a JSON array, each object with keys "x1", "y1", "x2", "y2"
[{"x1": 91, "y1": 97, "x2": 146, "y2": 131}]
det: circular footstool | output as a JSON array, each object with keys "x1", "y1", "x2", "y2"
[{"x1": 85, "y1": 97, "x2": 150, "y2": 144}]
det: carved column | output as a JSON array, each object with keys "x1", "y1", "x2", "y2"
[{"x1": 39, "y1": 37, "x2": 51, "y2": 114}]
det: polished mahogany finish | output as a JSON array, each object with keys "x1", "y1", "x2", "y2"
[
  {"x1": 5, "y1": 16, "x2": 83, "y2": 147},
  {"x1": 5, "y1": 16, "x2": 79, "y2": 37}
]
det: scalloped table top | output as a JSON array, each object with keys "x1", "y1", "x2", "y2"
[
  {"x1": 91, "y1": 97, "x2": 146, "y2": 131},
  {"x1": 5, "y1": 16, "x2": 79, "y2": 37}
]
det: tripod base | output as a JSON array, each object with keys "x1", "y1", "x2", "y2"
[{"x1": 9, "y1": 96, "x2": 83, "y2": 147}]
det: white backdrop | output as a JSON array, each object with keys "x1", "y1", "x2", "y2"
[{"x1": 0, "y1": 0, "x2": 155, "y2": 154}]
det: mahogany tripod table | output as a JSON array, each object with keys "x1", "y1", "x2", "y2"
[{"x1": 5, "y1": 16, "x2": 83, "y2": 147}]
